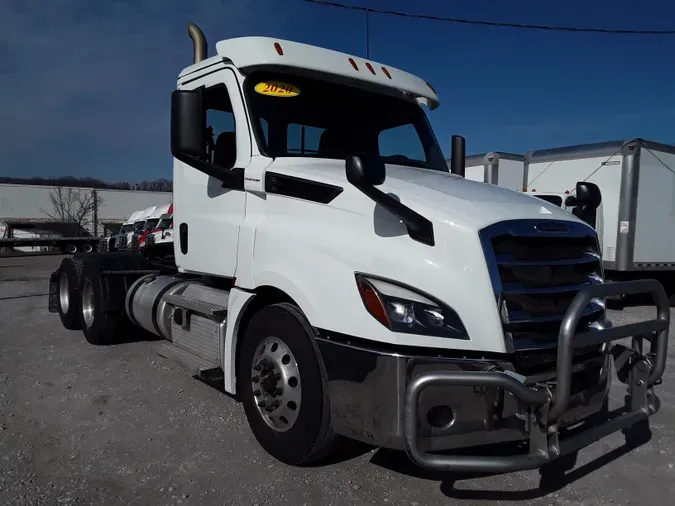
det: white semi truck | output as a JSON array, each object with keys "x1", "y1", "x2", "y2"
[
  {"x1": 102, "y1": 209, "x2": 144, "y2": 252},
  {"x1": 48, "y1": 24, "x2": 669, "y2": 476},
  {"x1": 139, "y1": 203, "x2": 174, "y2": 251}
]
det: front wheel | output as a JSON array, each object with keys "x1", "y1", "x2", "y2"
[{"x1": 239, "y1": 303, "x2": 340, "y2": 466}]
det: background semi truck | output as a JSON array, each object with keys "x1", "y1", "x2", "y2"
[
  {"x1": 525, "y1": 139, "x2": 675, "y2": 276},
  {"x1": 47, "y1": 24, "x2": 668, "y2": 476},
  {"x1": 142, "y1": 203, "x2": 174, "y2": 251},
  {"x1": 461, "y1": 151, "x2": 527, "y2": 192}
]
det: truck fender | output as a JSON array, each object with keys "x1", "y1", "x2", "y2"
[
  {"x1": 223, "y1": 287, "x2": 256, "y2": 394},
  {"x1": 222, "y1": 274, "x2": 319, "y2": 395}
]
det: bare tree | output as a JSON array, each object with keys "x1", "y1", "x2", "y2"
[{"x1": 39, "y1": 187, "x2": 104, "y2": 237}]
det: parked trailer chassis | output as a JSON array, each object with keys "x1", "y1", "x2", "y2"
[{"x1": 0, "y1": 237, "x2": 101, "y2": 254}]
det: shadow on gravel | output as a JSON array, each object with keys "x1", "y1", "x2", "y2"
[
  {"x1": 308, "y1": 439, "x2": 376, "y2": 467},
  {"x1": 368, "y1": 427, "x2": 652, "y2": 501},
  {"x1": 109, "y1": 328, "x2": 163, "y2": 346}
]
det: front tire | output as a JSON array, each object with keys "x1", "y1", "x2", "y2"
[{"x1": 239, "y1": 303, "x2": 339, "y2": 466}]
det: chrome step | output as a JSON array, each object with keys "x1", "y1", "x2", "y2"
[{"x1": 155, "y1": 342, "x2": 219, "y2": 374}]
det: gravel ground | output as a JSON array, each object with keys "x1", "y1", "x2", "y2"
[{"x1": 1, "y1": 255, "x2": 674, "y2": 505}]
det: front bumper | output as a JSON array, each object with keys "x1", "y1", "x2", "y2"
[{"x1": 316, "y1": 279, "x2": 669, "y2": 473}]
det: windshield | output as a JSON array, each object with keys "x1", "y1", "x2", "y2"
[
  {"x1": 244, "y1": 70, "x2": 448, "y2": 172},
  {"x1": 144, "y1": 219, "x2": 160, "y2": 230},
  {"x1": 120, "y1": 224, "x2": 132, "y2": 234},
  {"x1": 157, "y1": 218, "x2": 173, "y2": 230},
  {"x1": 133, "y1": 221, "x2": 146, "y2": 233}
]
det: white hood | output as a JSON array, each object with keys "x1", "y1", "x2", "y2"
[
  {"x1": 382, "y1": 165, "x2": 581, "y2": 229},
  {"x1": 272, "y1": 158, "x2": 585, "y2": 231}
]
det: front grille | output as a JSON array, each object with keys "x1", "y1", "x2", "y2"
[{"x1": 480, "y1": 220, "x2": 605, "y2": 373}]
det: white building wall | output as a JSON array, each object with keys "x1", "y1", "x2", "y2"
[{"x1": 0, "y1": 183, "x2": 172, "y2": 235}]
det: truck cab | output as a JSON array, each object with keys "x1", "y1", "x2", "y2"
[
  {"x1": 137, "y1": 203, "x2": 172, "y2": 250},
  {"x1": 105, "y1": 209, "x2": 143, "y2": 251},
  {"x1": 121, "y1": 206, "x2": 156, "y2": 250},
  {"x1": 49, "y1": 24, "x2": 668, "y2": 477},
  {"x1": 143, "y1": 203, "x2": 174, "y2": 250}
]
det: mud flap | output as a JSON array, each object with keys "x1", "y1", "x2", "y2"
[{"x1": 48, "y1": 269, "x2": 60, "y2": 313}]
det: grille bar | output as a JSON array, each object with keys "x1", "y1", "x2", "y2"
[
  {"x1": 479, "y1": 219, "x2": 605, "y2": 373},
  {"x1": 495, "y1": 253, "x2": 600, "y2": 267},
  {"x1": 501, "y1": 278, "x2": 602, "y2": 295}
]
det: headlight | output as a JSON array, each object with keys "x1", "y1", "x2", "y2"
[{"x1": 355, "y1": 273, "x2": 468, "y2": 339}]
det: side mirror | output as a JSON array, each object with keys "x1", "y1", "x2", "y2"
[
  {"x1": 566, "y1": 181, "x2": 601, "y2": 209},
  {"x1": 575, "y1": 181, "x2": 601, "y2": 209},
  {"x1": 346, "y1": 154, "x2": 386, "y2": 188},
  {"x1": 170, "y1": 88, "x2": 243, "y2": 188},
  {"x1": 170, "y1": 89, "x2": 205, "y2": 159}
]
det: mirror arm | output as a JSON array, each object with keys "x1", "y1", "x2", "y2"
[
  {"x1": 565, "y1": 196, "x2": 580, "y2": 207},
  {"x1": 173, "y1": 151, "x2": 244, "y2": 190},
  {"x1": 359, "y1": 185, "x2": 435, "y2": 246}
]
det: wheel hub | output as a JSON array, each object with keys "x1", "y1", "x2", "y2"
[{"x1": 251, "y1": 337, "x2": 301, "y2": 432}]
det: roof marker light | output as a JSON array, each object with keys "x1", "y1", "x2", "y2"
[
  {"x1": 381, "y1": 66, "x2": 392, "y2": 79},
  {"x1": 348, "y1": 57, "x2": 359, "y2": 71},
  {"x1": 564, "y1": 190, "x2": 570, "y2": 194},
  {"x1": 426, "y1": 82, "x2": 436, "y2": 94},
  {"x1": 365, "y1": 62, "x2": 376, "y2": 75},
  {"x1": 274, "y1": 42, "x2": 283, "y2": 55}
]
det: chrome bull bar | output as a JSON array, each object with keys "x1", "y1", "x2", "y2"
[{"x1": 403, "y1": 279, "x2": 670, "y2": 473}]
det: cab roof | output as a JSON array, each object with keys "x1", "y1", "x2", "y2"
[
  {"x1": 146, "y1": 203, "x2": 172, "y2": 219},
  {"x1": 178, "y1": 36, "x2": 439, "y2": 110}
]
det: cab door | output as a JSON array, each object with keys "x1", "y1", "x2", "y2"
[{"x1": 173, "y1": 66, "x2": 251, "y2": 278}]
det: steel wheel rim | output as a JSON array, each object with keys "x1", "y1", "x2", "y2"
[
  {"x1": 81, "y1": 279, "x2": 95, "y2": 328},
  {"x1": 59, "y1": 271, "x2": 70, "y2": 313},
  {"x1": 251, "y1": 336, "x2": 301, "y2": 432}
]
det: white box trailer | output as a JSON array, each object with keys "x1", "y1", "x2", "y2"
[
  {"x1": 524, "y1": 138, "x2": 675, "y2": 277},
  {"x1": 460, "y1": 152, "x2": 526, "y2": 192}
]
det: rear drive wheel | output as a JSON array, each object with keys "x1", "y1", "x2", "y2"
[
  {"x1": 239, "y1": 303, "x2": 339, "y2": 466},
  {"x1": 78, "y1": 255, "x2": 147, "y2": 345},
  {"x1": 79, "y1": 264, "x2": 127, "y2": 345},
  {"x1": 57, "y1": 257, "x2": 85, "y2": 330}
]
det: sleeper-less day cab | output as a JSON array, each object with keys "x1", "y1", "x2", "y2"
[{"x1": 49, "y1": 24, "x2": 669, "y2": 476}]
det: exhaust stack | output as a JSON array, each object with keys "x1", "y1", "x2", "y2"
[
  {"x1": 450, "y1": 135, "x2": 466, "y2": 178},
  {"x1": 187, "y1": 23, "x2": 207, "y2": 64}
]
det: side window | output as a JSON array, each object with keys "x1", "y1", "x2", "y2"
[
  {"x1": 378, "y1": 123, "x2": 426, "y2": 163},
  {"x1": 287, "y1": 123, "x2": 325, "y2": 156},
  {"x1": 260, "y1": 118, "x2": 269, "y2": 145},
  {"x1": 204, "y1": 85, "x2": 237, "y2": 169}
]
